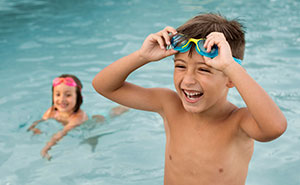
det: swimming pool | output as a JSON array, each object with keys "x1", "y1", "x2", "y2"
[{"x1": 0, "y1": 0, "x2": 300, "y2": 184}]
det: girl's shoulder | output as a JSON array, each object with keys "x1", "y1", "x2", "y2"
[
  {"x1": 70, "y1": 109, "x2": 88, "y2": 125},
  {"x1": 42, "y1": 107, "x2": 55, "y2": 120}
]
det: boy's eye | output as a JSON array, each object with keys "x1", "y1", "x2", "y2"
[
  {"x1": 175, "y1": 65, "x2": 186, "y2": 69},
  {"x1": 199, "y1": 68, "x2": 210, "y2": 73},
  {"x1": 55, "y1": 93, "x2": 60, "y2": 96}
]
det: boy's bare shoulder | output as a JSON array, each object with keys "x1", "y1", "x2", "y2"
[
  {"x1": 151, "y1": 88, "x2": 184, "y2": 117},
  {"x1": 230, "y1": 107, "x2": 254, "y2": 126},
  {"x1": 225, "y1": 105, "x2": 248, "y2": 120},
  {"x1": 228, "y1": 106, "x2": 255, "y2": 138},
  {"x1": 154, "y1": 87, "x2": 179, "y2": 97},
  {"x1": 222, "y1": 106, "x2": 246, "y2": 127},
  {"x1": 153, "y1": 88, "x2": 181, "y2": 105}
]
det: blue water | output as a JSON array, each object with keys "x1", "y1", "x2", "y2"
[{"x1": 1, "y1": 0, "x2": 300, "y2": 184}]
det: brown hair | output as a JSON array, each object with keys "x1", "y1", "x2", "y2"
[
  {"x1": 52, "y1": 74, "x2": 83, "y2": 113},
  {"x1": 176, "y1": 13, "x2": 246, "y2": 60}
]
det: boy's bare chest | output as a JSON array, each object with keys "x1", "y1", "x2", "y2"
[
  {"x1": 163, "y1": 115, "x2": 252, "y2": 185},
  {"x1": 168, "y1": 113, "x2": 234, "y2": 141},
  {"x1": 167, "y1": 118, "x2": 236, "y2": 159}
]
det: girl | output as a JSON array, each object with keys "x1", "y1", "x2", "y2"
[{"x1": 28, "y1": 74, "x2": 128, "y2": 160}]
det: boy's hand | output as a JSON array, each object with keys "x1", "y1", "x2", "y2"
[
  {"x1": 203, "y1": 32, "x2": 236, "y2": 71},
  {"x1": 137, "y1": 26, "x2": 178, "y2": 62}
]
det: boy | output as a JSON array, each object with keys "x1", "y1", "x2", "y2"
[{"x1": 92, "y1": 13, "x2": 287, "y2": 185}]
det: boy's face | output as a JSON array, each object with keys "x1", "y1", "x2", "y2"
[
  {"x1": 53, "y1": 84, "x2": 77, "y2": 113},
  {"x1": 173, "y1": 50, "x2": 232, "y2": 113}
]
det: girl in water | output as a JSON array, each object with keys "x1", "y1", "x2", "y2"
[{"x1": 28, "y1": 74, "x2": 128, "y2": 160}]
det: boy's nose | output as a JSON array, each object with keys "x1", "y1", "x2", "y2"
[{"x1": 182, "y1": 73, "x2": 197, "y2": 86}]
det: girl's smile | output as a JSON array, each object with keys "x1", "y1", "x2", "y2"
[{"x1": 53, "y1": 83, "x2": 77, "y2": 114}]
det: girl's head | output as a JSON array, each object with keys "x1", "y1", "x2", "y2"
[{"x1": 52, "y1": 74, "x2": 83, "y2": 113}]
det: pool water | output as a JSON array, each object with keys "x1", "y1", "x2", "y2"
[{"x1": 1, "y1": 0, "x2": 300, "y2": 184}]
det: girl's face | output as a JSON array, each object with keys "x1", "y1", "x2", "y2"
[{"x1": 53, "y1": 83, "x2": 77, "y2": 113}]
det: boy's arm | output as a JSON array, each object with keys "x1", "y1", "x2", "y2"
[
  {"x1": 92, "y1": 27, "x2": 178, "y2": 113},
  {"x1": 225, "y1": 62, "x2": 287, "y2": 141},
  {"x1": 204, "y1": 32, "x2": 287, "y2": 142}
]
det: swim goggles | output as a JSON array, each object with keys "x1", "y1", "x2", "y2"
[
  {"x1": 53, "y1": 77, "x2": 78, "y2": 88},
  {"x1": 170, "y1": 34, "x2": 242, "y2": 65}
]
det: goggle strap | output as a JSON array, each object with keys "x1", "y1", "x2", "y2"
[{"x1": 233, "y1": 57, "x2": 242, "y2": 65}]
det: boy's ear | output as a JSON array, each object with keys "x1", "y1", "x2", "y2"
[{"x1": 226, "y1": 79, "x2": 235, "y2": 88}]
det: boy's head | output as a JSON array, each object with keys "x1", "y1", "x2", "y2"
[
  {"x1": 52, "y1": 74, "x2": 83, "y2": 113},
  {"x1": 173, "y1": 13, "x2": 245, "y2": 113},
  {"x1": 176, "y1": 13, "x2": 245, "y2": 60}
]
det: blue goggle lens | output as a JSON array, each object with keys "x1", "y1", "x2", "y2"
[
  {"x1": 197, "y1": 39, "x2": 218, "y2": 58},
  {"x1": 171, "y1": 35, "x2": 188, "y2": 48}
]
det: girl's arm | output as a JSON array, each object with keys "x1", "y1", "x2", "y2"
[
  {"x1": 27, "y1": 107, "x2": 52, "y2": 134},
  {"x1": 41, "y1": 111, "x2": 87, "y2": 160},
  {"x1": 92, "y1": 27, "x2": 178, "y2": 113},
  {"x1": 27, "y1": 119, "x2": 45, "y2": 134},
  {"x1": 40, "y1": 121, "x2": 81, "y2": 160}
]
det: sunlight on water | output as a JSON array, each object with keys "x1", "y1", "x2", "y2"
[{"x1": 0, "y1": 0, "x2": 300, "y2": 184}]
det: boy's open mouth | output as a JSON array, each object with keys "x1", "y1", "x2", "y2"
[{"x1": 182, "y1": 89, "x2": 204, "y2": 103}]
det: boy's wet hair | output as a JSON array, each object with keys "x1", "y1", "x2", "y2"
[
  {"x1": 176, "y1": 13, "x2": 246, "y2": 60},
  {"x1": 52, "y1": 74, "x2": 83, "y2": 113}
]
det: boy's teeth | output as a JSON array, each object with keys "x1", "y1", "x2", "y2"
[
  {"x1": 188, "y1": 92, "x2": 200, "y2": 96},
  {"x1": 184, "y1": 90, "x2": 203, "y2": 98}
]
